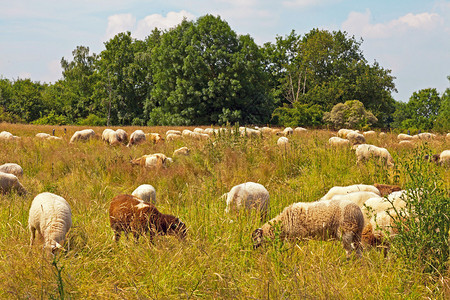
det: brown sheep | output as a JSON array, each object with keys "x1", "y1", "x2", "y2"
[
  {"x1": 109, "y1": 194, "x2": 187, "y2": 242},
  {"x1": 374, "y1": 183, "x2": 402, "y2": 197},
  {"x1": 148, "y1": 133, "x2": 164, "y2": 144}
]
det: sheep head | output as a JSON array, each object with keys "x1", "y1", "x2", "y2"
[{"x1": 252, "y1": 228, "x2": 263, "y2": 249}]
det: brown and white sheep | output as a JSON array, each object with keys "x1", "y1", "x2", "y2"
[
  {"x1": 252, "y1": 199, "x2": 364, "y2": 259},
  {"x1": 109, "y1": 194, "x2": 186, "y2": 242},
  {"x1": 127, "y1": 130, "x2": 146, "y2": 147},
  {"x1": 131, "y1": 153, "x2": 172, "y2": 168},
  {"x1": 147, "y1": 133, "x2": 164, "y2": 144}
]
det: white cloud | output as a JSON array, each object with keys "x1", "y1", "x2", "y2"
[
  {"x1": 104, "y1": 14, "x2": 136, "y2": 41},
  {"x1": 43, "y1": 60, "x2": 62, "y2": 83},
  {"x1": 282, "y1": 0, "x2": 339, "y2": 8},
  {"x1": 342, "y1": 10, "x2": 444, "y2": 39},
  {"x1": 134, "y1": 10, "x2": 195, "y2": 39}
]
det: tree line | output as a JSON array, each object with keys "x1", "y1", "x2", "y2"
[{"x1": 0, "y1": 15, "x2": 448, "y2": 131}]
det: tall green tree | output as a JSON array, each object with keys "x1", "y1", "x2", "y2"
[
  {"x1": 6, "y1": 79, "x2": 46, "y2": 122},
  {"x1": 149, "y1": 15, "x2": 272, "y2": 125}
]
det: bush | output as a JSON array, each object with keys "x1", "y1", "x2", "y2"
[
  {"x1": 0, "y1": 106, "x2": 24, "y2": 123},
  {"x1": 32, "y1": 111, "x2": 68, "y2": 125},
  {"x1": 77, "y1": 114, "x2": 106, "y2": 126},
  {"x1": 323, "y1": 100, "x2": 377, "y2": 129},
  {"x1": 272, "y1": 103, "x2": 324, "y2": 127},
  {"x1": 390, "y1": 147, "x2": 450, "y2": 275}
]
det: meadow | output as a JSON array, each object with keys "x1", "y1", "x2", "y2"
[{"x1": 0, "y1": 123, "x2": 449, "y2": 299}]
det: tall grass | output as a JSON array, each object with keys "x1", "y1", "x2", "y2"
[{"x1": 0, "y1": 124, "x2": 449, "y2": 298}]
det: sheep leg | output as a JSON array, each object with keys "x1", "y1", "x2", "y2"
[
  {"x1": 342, "y1": 232, "x2": 356, "y2": 260},
  {"x1": 29, "y1": 227, "x2": 36, "y2": 247}
]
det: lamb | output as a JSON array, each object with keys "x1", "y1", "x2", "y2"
[
  {"x1": 127, "y1": 130, "x2": 146, "y2": 147},
  {"x1": 328, "y1": 191, "x2": 381, "y2": 207},
  {"x1": 69, "y1": 129, "x2": 95, "y2": 143},
  {"x1": 328, "y1": 137, "x2": 350, "y2": 147},
  {"x1": 132, "y1": 184, "x2": 156, "y2": 203},
  {"x1": 252, "y1": 199, "x2": 364, "y2": 259},
  {"x1": 277, "y1": 137, "x2": 289, "y2": 147},
  {"x1": 109, "y1": 194, "x2": 187, "y2": 242},
  {"x1": 131, "y1": 153, "x2": 172, "y2": 168},
  {"x1": 28, "y1": 192, "x2": 72, "y2": 253},
  {"x1": 173, "y1": 147, "x2": 190, "y2": 157},
  {"x1": 225, "y1": 182, "x2": 270, "y2": 220},
  {"x1": 321, "y1": 184, "x2": 381, "y2": 201},
  {"x1": 374, "y1": 183, "x2": 401, "y2": 197},
  {"x1": 0, "y1": 163, "x2": 23, "y2": 177},
  {"x1": 355, "y1": 144, "x2": 394, "y2": 167},
  {"x1": 0, "y1": 171, "x2": 27, "y2": 195}
]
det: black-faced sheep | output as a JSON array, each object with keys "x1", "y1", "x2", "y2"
[
  {"x1": 0, "y1": 163, "x2": 23, "y2": 178},
  {"x1": 28, "y1": 192, "x2": 72, "y2": 253},
  {"x1": 224, "y1": 182, "x2": 270, "y2": 220},
  {"x1": 252, "y1": 199, "x2": 364, "y2": 259},
  {"x1": 0, "y1": 171, "x2": 27, "y2": 195},
  {"x1": 109, "y1": 194, "x2": 186, "y2": 242}
]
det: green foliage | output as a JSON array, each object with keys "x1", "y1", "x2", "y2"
[
  {"x1": 272, "y1": 102, "x2": 323, "y2": 127},
  {"x1": 391, "y1": 147, "x2": 450, "y2": 275},
  {"x1": 323, "y1": 100, "x2": 378, "y2": 129},
  {"x1": 77, "y1": 114, "x2": 106, "y2": 126},
  {"x1": 32, "y1": 111, "x2": 68, "y2": 125},
  {"x1": 0, "y1": 105, "x2": 24, "y2": 123},
  {"x1": 434, "y1": 76, "x2": 450, "y2": 131}
]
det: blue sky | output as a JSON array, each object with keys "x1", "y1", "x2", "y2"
[{"x1": 1, "y1": 0, "x2": 449, "y2": 102}]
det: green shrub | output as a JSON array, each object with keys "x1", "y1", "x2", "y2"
[
  {"x1": 32, "y1": 111, "x2": 68, "y2": 125},
  {"x1": 77, "y1": 114, "x2": 106, "y2": 126},
  {"x1": 390, "y1": 147, "x2": 450, "y2": 275},
  {"x1": 323, "y1": 100, "x2": 377, "y2": 129}
]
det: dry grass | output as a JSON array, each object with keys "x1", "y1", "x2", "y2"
[{"x1": 0, "y1": 123, "x2": 449, "y2": 299}]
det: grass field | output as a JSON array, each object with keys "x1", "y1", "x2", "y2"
[{"x1": 0, "y1": 123, "x2": 449, "y2": 299}]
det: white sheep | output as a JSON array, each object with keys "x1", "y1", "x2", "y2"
[
  {"x1": 36, "y1": 133, "x2": 61, "y2": 140},
  {"x1": 166, "y1": 133, "x2": 182, "y2": 142},
  {"x1": 363, "y1": 131, "x2": 376, "y2": 138},
  {"x1": 321, "y1": 184, "x2": 381, "y2": 201},
  {"x1": 225, "y1": 182, "x2": 270, "y2": 220},
  {"x1": 279, "y1": 127, "x2": 293, "y2": 136},
  {"x1": 252, "y1": 199, "x2": 364, "y2": 259},
  {"x1": 355, "y1": 144, "x2": 394, "y2": 167},
  {"x1": 346, "y1": 131, "x2": 366, "y2": 145},
  {"x1": 329, "y1": 191, "x2": 381, "y2": 207},
  {"x1": 277, "y1": 137, "x2": 289, "y2": 147},
  {"x1": 363, "y1": 191, "x2": 407, "y2": 218},
  {"x1": 0, "y1": 131, "x2": 19, "y2": 140},
  {"x1": 328, "y1": 137, "x2": 350, "y2": 147},
  {"x1": 193, "y1": 128, "x2": 204, "y2": 134},
  {"x1": 0, "y1": 163, "x2": 23, "y2": 177},
  {"x1": 0, "y1": 171, "x2": 27, "y2": 195},
  {"x1": 337, "y1": 129, "x2": 354, "y2": 138},
  {"x1": 439, "y1": 150, "x2": 450, "y2": 166},
  {"x1": 294, "y1": 127, "x2": 307, "y2": 133},
  {"x1": 102, "y1": 129, "x2": 122, "y2": 145},
  {"x1": 417, "y1": 132, "x2": 436, "y2": 140},
  {"x1": 28, "y1": 192, "x2": 72, "y2": 253},
  {"x1": 115, "y1": 129, "x2": 128, "y2": 144},
  {"x1": 397, "y1": 133, "x2": 417, "y2": 141},
  {"x1": 69, "y1": 129, "x2": 95, "y2": 143},
  {"x1": 132, "y1": 184, "x2": 156, "y2": 203},
  {"x1": 173, "y1": 147, "x2": 190, "y2": 157},
  {"x1": 166, "y1": 130, "x2": 182, "y2": 136},
  {"x1": 127, "y1": 130, "x2": 146, "y2": 147}
]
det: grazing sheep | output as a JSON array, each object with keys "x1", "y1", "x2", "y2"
[
  {"x1": 363, "y1": 131, "x2": 376, "y2": 138},
  {"x1": 328, "y1": 137, "x2": 350, "y2": 147},
  {"x1": 321, "y1": 184, "x2": 381, "y2": 201},
  {"x1": 0, "y1": 131, "x2": 19, "y2": 140},
  {"x1": 361, "y1": 210, "x2": 398, "y2": 253},
  {"x1": 337, "y1": 129, "x2": 354, "y2": 138},
  {"x1": 240, "y1": 128, "x2": 261, "y2": 138},
  {"x1": 0, "y1": 171, "x2": 27, "y2": 195},
  {"x1": 115, "y1": 129, "x2": 128, "y2": 144},
  {"x1": 166, "y1": 133, "x2": 182, "y2": 142},
  {"x1": 397, "y1": 133, "x2": 417, "y2": 141},
  {"x1": 417, "y1": 132, "x2": 436, "y2": 140},
  {"x1": 379, "y1": 132, "x2": 387, "y2": 138},
  {"x1": 132, "y1": 184, "x2": 156, "y2": 203},
  {"x1": 347, "y1": 131, "x2": 366, "y2": 145},
  {"x1": 102, "y1": 129, "x2": 122, "y2": 146},
  {"x1": 28, "y1": 192, "x2": 72, "y2": 253},
  {"x1": 204, "y1": 128, "x2": 214, "y2": 134},
  {"x1": 294, "y1": 127, "x2": 307, "y2": 133},
  {"x1": 355, "y1": 144, "x2": 394, "y2": 167},
  {"x1": 131, "y1": 153, "x2": 172, "y2": 168},
  {"x1": 374, "y1": 183, "x2": 401, "y2": 197},
  {"x1": 166, "y1": 130, "x2": 182, "y2": 136},
  {"x1": 329, "y1": 191, "x2": 381, "y2": 207},
  {"x1": 127, "y1": 130, "x2": 146, "y2": 147},
  {"x1": 277, "y1": 137, "x2": 289, "y2": 148},
  {"x1": 148, "y1": 133, "x2": 164, "y2": 144},
  {"x1": 252, "y1": 199, "x2": 364, "y2": 259},
  {"x1": 277, "y1": 127, "x2": 293, "y2": 136},
  {"x1": 399, "y1": 140, "x2": 415, "y2": 147},
  {"x1": 0, "y1": 163, "x2": 23, "y2": 177},
  {"x1": 109, "y1": 194, "x2": 186, "y2": 242},
  {"x1": 439, "y1": 150, "x2": 450, "y2": 166},
  {"x1": 260, "y1": 127, "x2": 274, "y2": 135},
  {"x1": 363, "y1": 191, "x2": 407, "y2": 218},
  {"x1": 447, "y1": 133, "x2": 450, "y2": 140},
  {"x1": 193, "y1": 128, "x2": 204, "y2": 134},
  {"x1": 69, "y1": 129, "x2": 95, "y2": 143},
  {"x1": 173, "y1": 147, "x2": 190, "y2": 157},
  {"x1": 182, "y1": 129, "x2": 193, "y2": 138},
  {"x1": 36, "y1": 133, "x2": 61, "y2": 140},
  {"x1": 225, "y1": 182, "x2": 270, "y2": 220}
]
